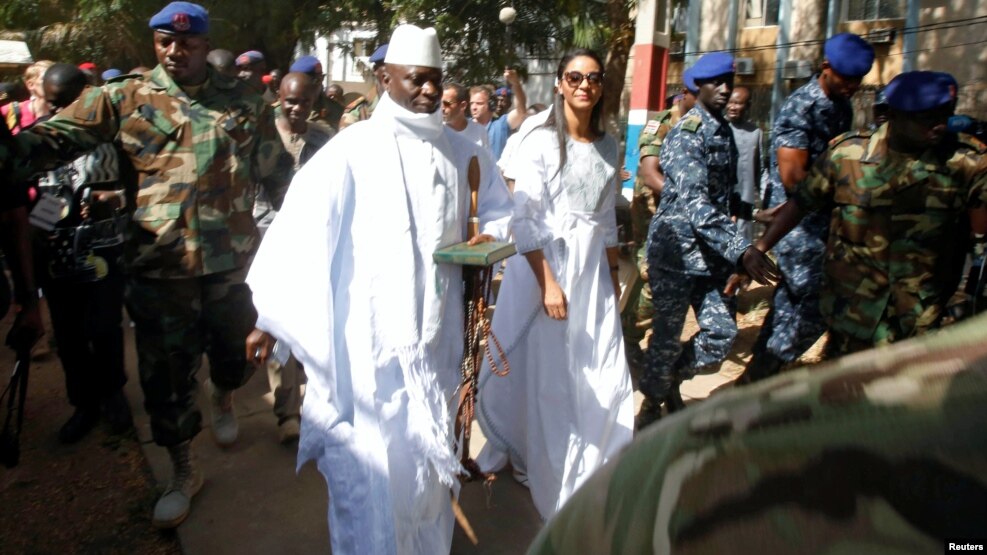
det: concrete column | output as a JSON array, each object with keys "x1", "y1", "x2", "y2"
[
  {"x1": 727, "y1": 0, "x2": 739, "y2": 51},
  {"x1": 623, "y1": 0, "x2": 671, "y2": 198},
  {"x1": 902, "y1": 0, "x2": 920, "y2": 72},
  {"x1": 770, "y1": 0, "x2": 793, "y2": 121},
  {"x1": 685, "y1": 0, "x2": 702, "y2": 65},
  {"x1": 826, "y1": 0, "x2": 840, "y2": 38}
]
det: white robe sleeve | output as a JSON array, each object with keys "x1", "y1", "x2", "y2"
[
  {"x1": 510, "y1": 132, "x2": 556, "y2": 254},
  {"x1": 247, "y1": 138, "x2": 351, "y2": 432},
  {"x1": 475, "y1": 146, "x2": 513, "y2": 241},
  {"x1": 602, "y1": 169, "x2": 620, "y2": 249}
]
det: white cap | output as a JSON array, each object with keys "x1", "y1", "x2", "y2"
[{"x1": 384, "y1": 24, "x2": 442, "y2": 69}]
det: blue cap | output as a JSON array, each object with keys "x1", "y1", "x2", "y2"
[
  {"x1": 236, "y1": 51, "x2": 265, "y2": 66},
  {"x1": 148, "y1": 2, "x2": 209, "y2": 35},
  {"x1": 824, "y1": 33, "x2": 875, "y2": 78},
  {"x1": 495, "y1": 86, "x2": 511, "y2": 97},
  {"x1": 368, "y1": 44, "x2": 389, "y2": 65},
  {"x1": 289, "y1": 55, "x2": 323, "y2": 75},
  {"x1": 682, "y1": 67, "x2": 698, "y2": 93},
  {"x1": 101, "y1": 68, "x2": 122, "y2": 80},
  {"x1": 689, "y1": 52, "x2": 735, "y2": 81},
  {"x1": 884, "y1": 71, "x2": 958, "y2": 112}
]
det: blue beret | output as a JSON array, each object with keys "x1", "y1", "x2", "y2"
[
  {"x1": 884, "y1": 71, "x2": 958, "y2": 112},
  {"x1": 495, "y1": 87, "x2": 511, "y2": 97},
  {"x1": 101, "y1": 69, "x2": 122, "y2": 80},
  {"x1": 148, "y1": 2, "x2": 209, "y2": 35},
  {"x1": 289, "y1": 55, "x2": 323, "y2": 74},
  {"x1": 689, "y1": 52, "x2": 735, "y2": 81},
  {"x1": 824, "y1": 33, "x2": 874, "y2": 78},
  {"x1": 682, "y1": 67, "x2": 698, "y2": 93},
  {"x1": 368, "y1": 44, "x2": 389, "y2": 65},
  {"x1": 236, "y1": 51, "x2": 265, "y2": 66}
]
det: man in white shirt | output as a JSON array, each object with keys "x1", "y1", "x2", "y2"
[
  {"x1": 246, "y1": 24, "x2": 512, "y2": 555},
  {"x1": 442, "y1": 82, "x2": 489, "y2": 150}
]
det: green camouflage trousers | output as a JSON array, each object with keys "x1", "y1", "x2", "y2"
[{"x1": 125, "y1": 267, "x2": 257, "y2": 446}]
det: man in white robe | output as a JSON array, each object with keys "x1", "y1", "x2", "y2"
[{"x1": 245, "y1": 25, "x2": 512, "y2": 555}]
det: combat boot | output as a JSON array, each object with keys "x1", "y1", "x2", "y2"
[
  {"x1": 634, "y1": 397, "x2": 663, "y2": 431},
  {"x1": 737, "y1": 351, "x2": 785, "y2": 385},
  {"x1": 207, "y1": 380, "x2": 238, "y2": 447},
  {"x1": 152, "y1": 440, "x2": 204, "y2": 529}
]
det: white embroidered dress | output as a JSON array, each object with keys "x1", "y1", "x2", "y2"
[{"x1": 476, "y1": 128, "x2": 634, "y2": 519}]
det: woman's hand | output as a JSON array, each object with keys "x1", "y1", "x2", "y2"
[{"x1": 542, "y1": 278, "x2": 568, "y2": 320}]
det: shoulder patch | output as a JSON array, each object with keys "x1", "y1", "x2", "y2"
[
  {"x1": 681, "y1": 116, "x2": 702, "y2": 133},
  {"x1": 643, "y1": 119, "x2": 661, "y2": 134}
]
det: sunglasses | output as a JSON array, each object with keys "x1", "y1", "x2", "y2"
[
  {"x1": 563, "y1": 70, "x2": 604, "y2": 88},
  {"x1": 442, "y1": 100, "x2": 457, "y2": 107}
]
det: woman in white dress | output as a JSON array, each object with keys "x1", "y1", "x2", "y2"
[{"x1": 476, "y1": 49, "x2": 634, "y2": 520}]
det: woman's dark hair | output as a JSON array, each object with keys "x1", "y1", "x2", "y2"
[{"x1": 542, "y1": 48, "x2": 606, "y2": 174}]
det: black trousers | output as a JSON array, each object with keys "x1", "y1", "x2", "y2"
[{"x1": 39, "y1": 247, "x2": 127, "y2": 409}]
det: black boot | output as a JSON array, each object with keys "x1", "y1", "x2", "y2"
[
  {"x1": 59, "y1": 406, "x2": 100, "y2": 444},
  {"x1": 635, "y1": 397, "x2": 664, "y2": 431},
  {"x1": 737, "y1": 351, "x2": 785, "y2": 385},
  {"x1": 103, "y1": 390, "x2": 133, "y2": 435},
  {"x1": 665, "y1": 385, "x2": 686, "y2": 413}
]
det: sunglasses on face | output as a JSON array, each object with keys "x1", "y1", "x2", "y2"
[
  {"x1": 563, "y1": 70, "x2": 604, "y2": 88},
  {"x1": 442, "y1": 100, "x2": 457, "y2": 107}
]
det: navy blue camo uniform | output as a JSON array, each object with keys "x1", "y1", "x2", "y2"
[
  {"x1": 745, "y1": 33, "x2": 875, "y2": 380},
  {"x1": 641, "y1": 53, "x2": 746, "y2": 410}
]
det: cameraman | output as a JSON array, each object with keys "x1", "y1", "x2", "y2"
[{"x1": 28, "y1": 64, "x2": 130, "y2": 443}]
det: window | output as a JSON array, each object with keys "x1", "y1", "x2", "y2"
[
  {"x1": 746, "y1": 0, "x2": 780, "y2": 27},
  {"x1": 352, "y1": 39, "x2": 370, "y2": 58},
  {"x1": 844, "y1": 0, "x2": 901, "y2": 21}
]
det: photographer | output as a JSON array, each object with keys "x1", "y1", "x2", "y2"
[{"x1": 28, "y1": 63, "x2": 130, "y2": 443}]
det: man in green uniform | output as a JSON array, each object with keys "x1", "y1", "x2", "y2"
[
  {"x1": 736, "y1": 71, "x2": 987, "y2": 356},
  {"x1": 0, "y1": 1, "x2": 291, "y2": 528},
  {"x1": 621, "y1": 72, "x2": 697, "y2": 367},
  {"x1": 528, "y1": 308, "x2": 987, "y2": 554}
]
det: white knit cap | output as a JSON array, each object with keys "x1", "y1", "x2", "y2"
[{"x1": 383, "y1": 24, "x2": 442, "y2": 68}]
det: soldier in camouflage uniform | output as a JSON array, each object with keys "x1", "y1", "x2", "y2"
[
  {"x1": 0, "y1": 2, "x2": 292, "y2": 529},
  {"x1": 742, "y1": 71, "x2": 987, "y2": 357},
  {"x1": 528, "y1": 308, "x2": 987, "y2": 554},
  {"x1": 739, "y1": 33, "x2": 874, "y2": 383},
  {"x1": 339, "y1": 44, "x2": 387, "y2": 130},
  {"x1": 621, "y1": 76, "x2": 696, "y2": 368},
  {"x1": 637, "y1": 53, "x2": 778, "y2": 430}
]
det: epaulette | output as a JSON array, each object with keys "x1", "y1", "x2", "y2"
[
  {"x1": 680, "y1": 116, "x2": 702, "y2": 133},
  {"x1": 345, "y1": 96, "x2": 367, "y2": 111},
  {"x1": 957, "y1": 132, "x2": 987, "y2": 154},
  {"x1": 828, "y1": 128, "x2": 870, "y2": 148}
]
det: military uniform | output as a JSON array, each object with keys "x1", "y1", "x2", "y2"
[
  {"x1": 642, "y1": 104, "x2": 746, "y2": 401},
  {"x1": 754, "y1": 77, "x2": 853, "y2": 365},
  {"x1": 339, "y1": 94, "x2": 374, "y2": 129},
  {"x1": 621, "y1": 108, "x2": 680, "y2": 349},
  {"x1": 528, "y1": 310, "x2": 987, "y2": 554},
  {"x1": 795, "y1": 125, "x2": 987, "y2": 356},
  {"x1": 8, "y1": 65, "x2": 292, "y2": 446}
]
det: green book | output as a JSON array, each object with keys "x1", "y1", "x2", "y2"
[{"x1": 433, "y1": 241, "x2": 516, "y2": 266}]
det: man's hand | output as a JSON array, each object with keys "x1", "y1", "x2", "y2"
[
  {"x1": 740, "y1": 246, "x2": 780, "y2": 285},
  {"x1": 723, "y1": 273, "x2": 750, "y2": 297},
  {"x1": 504, "y1": 68, "x2": 521, "y2": 88},
  {"x1": 246, "y1": 328, "x2": 276, "y2": 366},
  {"x1": 467, "y1": 233, "x2": 495, "y2": 246},
  {"x1": 542, "y1": 278, "x2": 568, "y2": 320},
  {"x1": 753, "y1": 204, "x2": 782, "y2": 224},
  {"x1": 7, "y1": 303, "x2": 43, "y2": 352}
]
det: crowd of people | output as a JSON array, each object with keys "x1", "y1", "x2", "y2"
[{"x1": 1, "y1": 1, "x2": 985, "y2": 553}]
